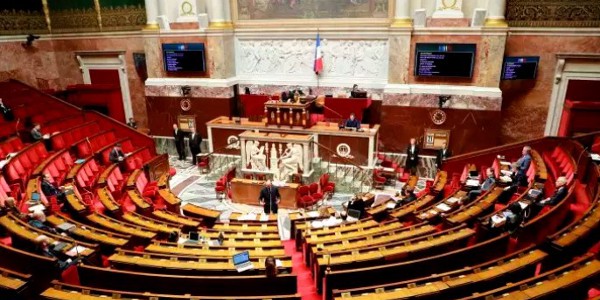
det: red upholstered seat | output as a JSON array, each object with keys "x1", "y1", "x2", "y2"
[
  {"x1": 298, "y1": 195, "x2": 317, "y2": 209},
  {"x1": 168, "y1": 167, "x2": 176, "y2": 177},
  {"x1": 298, "y1": 185, "x2": 310, "y2": 197},
  {"x1": 373, "y1": 170, "x2": 386, "y2": 189}
]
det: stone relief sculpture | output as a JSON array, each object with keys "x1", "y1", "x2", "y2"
[
  {"x1": 237, "y1": 39, "x2": 388, "y2": 79},
  {"x1": 277, "y1": 143, "x2": 304, "y2": 180},
  {"x1": 246, "y1": 140, "x2": 268, "y2": 171}
]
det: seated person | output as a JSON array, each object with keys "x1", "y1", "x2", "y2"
[
  {"x1": 34, "y1": 235, "x2": 73, "y2": 270},
  {"x1": 265, "y1": 256, "x2": 278, "y2": 278},
  {"x1": 344, "y1": 113, "x2": 361, "y2": 130},
  {"x1": 28, "y1": 211, "x2": 56, "y2": 234},
  {"x1": 395, "y1": 186, "x2": 417, "y2": 208},
  {"x1": 127, "y1": 117, "x2": 137, "y2": 129},
  {"x1": 0, "y1": 98, "x2": 14, "y2": 121},
  {"x1": 467, "y1": 168, "x2": 496, "y2": 201},
  {"x1": 530, "y1": 176, "x2": 568, "y2": 218},
  {"x1": 167, "y1": 231, "x2": 179, "y2": 243},
  {"x1": 109, "y1": 143, "x2": 125, "y2": 164},
  {"x1": 41, "y1": 174, "x2": 66, "y2": 204},
  {"x1": 489, "y1": 201, "x2": 524, "y2": 233},
  {"x1": 31, "y1": 123, "x2": 43, "y2": 141},
  {"x1": 346, "y1": 195, "x2": 365, "y2": 217},
  {"x1": 0, "y1": 197, "x2": 23, "y2": 218}
]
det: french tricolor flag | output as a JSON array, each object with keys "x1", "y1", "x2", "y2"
[{"x1": 314, "y1": 33, "x2": 323, "y2": 75}]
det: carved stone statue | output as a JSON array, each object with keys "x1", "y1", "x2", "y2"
[
  {"x1": 278, "y1": 143, "x2": 303, "y2": 180},
  {"x1": 246, "y1": 140, "x2": 267, "y2": 171}
]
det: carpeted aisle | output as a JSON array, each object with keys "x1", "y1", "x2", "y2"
[{"x1": 283, "y1": 240, "x2": 320, "y2": 300}]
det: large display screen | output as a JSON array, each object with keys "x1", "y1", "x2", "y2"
[
  {"x1": 162, "y1": 43, "x2": 206, "y2": 72},
  {"x1": 501, "y1": 56, "x2": 540, "y2": 80},
  {"x1": 414, "y1": 43, "x2": 476, "y2": 78}
]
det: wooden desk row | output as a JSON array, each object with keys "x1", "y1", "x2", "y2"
[
  {"x1": 96, "y1": 187, "x2": 120, "y2": 214},
  {"x1": 550, "y1": 198, "x2": 600, "y2": 251},
  {"x1": 333, "y1": 248, "x2": 548, "y2": 300},
  {"x1": 307, "y1": 224, "x2": 436, "y2": 267},
  {"x1": 531, "y1": 149, "x2": 548, "y2": 182},
  {"x1": 146, "y1": 242, "x2": 286, "y2": 258},
  {"x1": 86, "y1": 213, "x2": 157, "y2": 240},
  {"x1": 306, "y1": 220, "x2": 403, "y2": 245},
  {"x1": 289, "y1": 207, "x2": 337, "y2": 239},
  {"x1": 77, "y1": 264, "x2": 299, "y2": 297},
  {"x1": 460, "y1": 254, "x2": 600, "y2": 299},
  {"x1": 0, "y1": 213, "x2": 96, "y2": 258},
  {"x1": 445, "y1": 187, "x2": 504, "y2": 226},
  {"x1": 108, "y1": 249, "x2": 293, "y2": 275},
  {"x1": 42, "y1": 280, "x2": 301, "y2": 300},
  {"x1": 0, "y1": 266, "x2": 29, "y2": 298},
  {"x1": 416, "y1": 190, "x2": 469, "y2": 222},
  {"x1": 46, "y1": 214, "x2": 130, "y2": 249},
  {"x1": 314, "y1": 226, "x2": 476, "y2": 292}
]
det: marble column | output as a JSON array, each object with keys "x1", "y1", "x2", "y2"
[
  {"x1": 206, "y1": 0, "x2": 233, "y2": 29},
  {"x1": 387, "y1": 31, "x2": 412, "y2": 84},
  {"x1": 391, "y1": 0, "x2": 412, "y2": 27},
  {"x1": 485, "y1": 0, "x2": 507, "y2": 27},
  {"x1": 207, "y1": 33, "x2": 236, "y2": 79},
  {"x1": 144, "y1": 0, "x2": 159, "y2": 30}
]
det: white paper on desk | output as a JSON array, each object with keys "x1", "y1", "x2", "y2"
[
  {"x1": 518, "y1": 201, "x2": 529, "y2": 210},
  {"x1": 311, "y1": 220, "x2": 323, "y2": 228},
  {"x1": 500, "y1": 161, "x2": 512, "y2": 166},
  {"x1": 446, "y1": 197, "x2": 461, "y2": 204},
  {"x1": 386, "y1": 202, "x2": 396, "y2": 209},
  {"x1": 436, "y1": 203, "x2": 451, "y2": 212},
  {"x1": 491, "y1": 215, "x2": 506, "y2": 227},
  {"x1": 590, "y1": 153, "x2": 600, "y2": 162},
  {"x1": 322, "y1": 217, "x2": 341, "y2": 227},
  {"x1": 382, "y1": 167, "x2": 394, "y2": 172},
  {"x1": 501, "y1": 170, "x2": 513, "y2": 176},
  {"x1": 307, "y1": 211, "x2": 320, "y2": 218},
  {"x1": 220, "y1": 211, "x2": 232, "y2": 221},
  {"x1": 275, "y1": 259, "x2": 283, "y2": 268},
  {"x1": 500, "y1": 176, "x2": 513, "y2": 183},
  {"x1": 28, "y1": 204, "x2": 46, "y2": 213},
  {"x1": 65, "y1": 246, "x2": 86, "y2": 257},
  {"x1": 177, "y1": 237, "x2": 187, "y2": 244},
  {"x1": 208, "y1": 240, "x2": 220, "y2": 246},
  {"x1": 260, "y1": 214, "x2": 270, "y2": 222},
  {"x1": 466, "y1": 179, "x2": 480, "y2": 187}
]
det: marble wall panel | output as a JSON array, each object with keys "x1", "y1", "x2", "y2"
[
  {"x1": 383, "y1": 93, "x2": 502, "y2": 111},
  {"x1": 239, "y1": 84, "x2": 385, "y2": 100},
  {"x1": 388, "y1": 34, "x2": 411, "y2": 84},
  {"x1": 500, "y1": 34, "x2": 600, "y2": 144},
  {"x1": 207, "y1": 34, "x2": 236, "y2": 79},
  {"x1": 145, "y1": 35, "x2": 210, "y2": 79},
  {"x1": 145, "y1": 85, "x2": 234, "y2": 98}
]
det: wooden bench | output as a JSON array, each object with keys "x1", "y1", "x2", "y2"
[
  {"x1": 96, "y1": 187, "x2": 121, "y2": 214},
  {"x1": 77, "y1": 264, "x2": 298, "y2": 296},
  {"x1": 182, "y1": 203, "x2": 221, "y2": 222},
  {"x1": 0, "y1": 266, "x2": 30, "y2": 299},
  {"x1": 321, "y1": 234, "x2": 511, "y2": 299},
  {"x1": 108, "y1": 249, "x2": 293, "y2": 275},
  {"x1": 45, "y1": 214, "x2": 130, "y2": 250},
  {"x1": 122, "y1": 211, "x2": 183, "y2": 236},
  {"x1": 549, "y1": 198, "x2": 600, "y2": 253},
  {"x1": 151, "y1": 209, "x2": 201, "y2": 231},
  {"x1": 460, "y1": 254, "x2": 600, "y2": 299},
  {"x1": 86, "y1": 213, "x2": 156, "y2": 241},
  {"x1": 42, "y1": 280, "x2": 301, "y2": 300},
  {"x1": 333, "y1": 247, "x2": 547, "y2": 300},
  {"x1": 0, "y1": 242, "x2": 59, "y2": 296},
  {"x1": 145, "y1": 241, "x2": 286, "y2": 258}
]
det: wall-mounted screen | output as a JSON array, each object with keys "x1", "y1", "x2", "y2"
[
  {"x1": 501, "y1": 56, "x2": 540, "y2": 80},
  {"x1": 162, "y1": 43, "x2": 206, "y2": 73},
  {"x1": 415, "y1": 43, "x2": 476, "y2": 78}
]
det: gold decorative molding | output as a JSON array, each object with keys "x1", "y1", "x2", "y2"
[
  {"x1": 102, "y1": 5, "x2": 146, "y2": 32},
  {"x1": 484, "y1": 18, "x2": 508, "y2": 27},
  {"x1": 209, "y1": 21, "x2": 234, "y2": 29},
  {"x1": 507, "y1": 0, "x2": 600, "y2": 28},
  {"x1": 42, "y1": 0, "x2": 51, "y2": 32},
  {"x1": 93, "y1": 0, "x2": 102, "y2": 30},
  {"x1": 390, "y1": 18, "x2": 412, "y2": 27}
]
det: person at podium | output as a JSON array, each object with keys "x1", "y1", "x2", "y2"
[{"x1": 344, "y1": 113, "x2": 361, "y2": 130}]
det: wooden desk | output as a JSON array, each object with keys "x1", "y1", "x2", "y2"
[
  {"x1": 152, "y1": 210, "x2": 200, "y2": 229},
  {"x1": 96, "y1": 187, "x2": 120, "y2": 214},
  {"x1": 146, "y1": 243, "x2": 286, "y2": 258},
  {"x1": 230, "y1": 178, "x2": 299, "y2": 209},
  {"x1": 265, "y1": 100, "x2": 312, "y2": 128},
  {"x1": 86, "y1": 213, "x2": 156, "y2": 240},
  {"x1": 207, "y1": 116, "x2": 380, "y2": 167},
  {"x1": 213, "y1": 222, "x2": 279, "y2": 233},
  {"x1": 182, "y1": 204, "x2": 221, "y2": 221}
]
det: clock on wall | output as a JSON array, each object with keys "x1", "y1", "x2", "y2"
[{"x1": 431, "y1": 109, "x2": 447, "y2": 125}]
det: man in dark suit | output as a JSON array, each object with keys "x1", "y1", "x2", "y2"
[
  {"x1": 513, "y1": 146, "x2": 532, "y2": 186},
  {"x1": 188, "y1": 127, "x2": 202, "y2": 165},
  {"x1": 405, "y1": 138, "x2": 420, "y2": 175},
  {"x1": 259, "y1": 180, "x2": 280, "y2": 214},
  {"x1": 109, "y1": 143, "x2": 125, "y2": 164},
  {"x1": 395, "y1": 186, "x2": 417, "y2": 208},
  {"x1": 435, "y1": 142, "x2": 452, "y2": 169},
  {"x1": 531, "y1": 176, "x2": 568, "y2": 218},
  {"x1": 0, "y1": 98, "x2": 13, "y2": 121},
  {"x1": 173, "y1": 124, "x2": 185, "y2": 161},
  {"x1": 344, "y1": 113, "x2": 361, "y2": 130},
  {"x1": 468, "y1": 168, "x2": 496, "y2": 201}
]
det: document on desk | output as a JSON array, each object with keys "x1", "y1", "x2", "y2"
[
  {"x1": 275, "y1": 259, "x2": 283, "y2": 268},
  {"x1": 446, "y1": 197, "x2": 461, "y2": 204},
  {"x1": 590, "y1": 153, "x2": 600, "y2": 162},
  {"x1": 466, "y1": 179, "x2": 480, "y2": 187},
  {"x1": 436, "y1": 203, "x2": 452, "y2": 212},
  {"x1": 386, "y1": 202, "x2": 396, "y2": 209},
  {"x1": 500, "y1": 161, "x2": 512, "y2": 167},
  {"x1": 65, "y1": 246, "x2": 87, "y2": 257},
  {"x1": 311, "y1": 220, "x2": 324, "y2": 229},
  {"x1": 307, "y1": 211, "x2": 320, "y2": 218}
]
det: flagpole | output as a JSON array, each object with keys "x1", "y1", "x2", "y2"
[{"x1": 316, "y1": 28, "x2": 320, "y2": 91}]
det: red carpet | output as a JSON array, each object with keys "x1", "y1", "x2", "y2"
[{"x1": 283, "y1": 240, "x2": 320, "y2": 300}]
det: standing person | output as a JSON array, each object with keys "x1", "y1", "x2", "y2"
[
  {"x1": 513, "y1": 146, "x2": 532, "y2": 186},
  {"x1": 259, "y1": 180, "x2": 280, "y2": 214},
  {"x1": 188, "y1": 127, "x2": 202, "y2": 165},
  {"x1": 173, "y1": 124, "x2": 185, "y2": 161},
  {"x1": 405, "y1": 138, "x2": 420, "y2": 175},
  {"x1": 435, "y1": 142, "x2": 452, "y2": 170}
]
